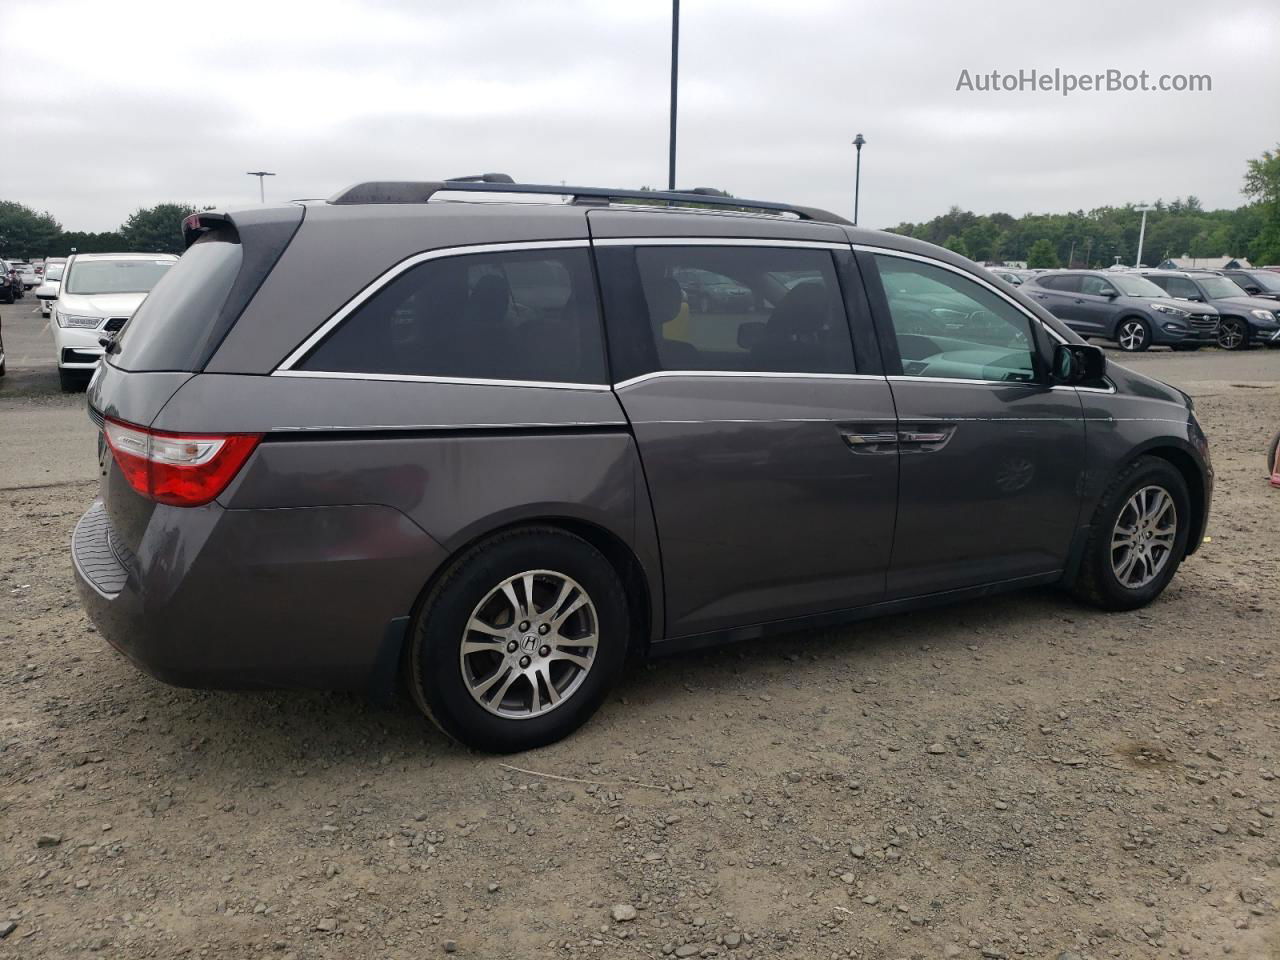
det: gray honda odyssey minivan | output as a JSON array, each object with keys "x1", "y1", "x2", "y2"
[{"x1": 74, "y1": 177, "x2": 1213, "y2": 752}]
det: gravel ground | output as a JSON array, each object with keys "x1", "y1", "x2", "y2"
[{"x1": 2, "y1": 321, "x2": 1278, "y2": 958}]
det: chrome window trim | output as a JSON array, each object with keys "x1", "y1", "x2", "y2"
[
  {"x1": 273, "y1": 369, "x2": 611, "y2": 392},
  {"x1": 613, "y1": 370, "x2": 888, "y2": 390},
  {"x1": 269, "y1": 420, "x2": 628, "y2": 432},
  {"x1": 274, "y1": 239, "x2": 593, "y2": 374},
  {"x1": 593, "y1": 237, "x2": 850, "y2": 250}
]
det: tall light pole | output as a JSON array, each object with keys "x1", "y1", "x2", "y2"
[
  {"x1": 1133, "y1": 203, "x2": 1155, "y2": 268},
  {"x1": 852, "y1": 133, "x2": 866, "y2": 226},
  {"x1": 667, "y1": 0, "x2": 679, "y2": 190},
  {"x1": 246, "y1": 171, "x2": 276, "y2": 203}
]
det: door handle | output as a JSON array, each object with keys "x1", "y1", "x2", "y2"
[
  {"x1": 1073, "y1": 298, "x2": 1085, "y2": 304},
  {"x1": 840, "y1": 430, "x2": 898, "y2": 454},
  {"x1": 897, "y1": 424, "x2": 957, "y2": 452}
]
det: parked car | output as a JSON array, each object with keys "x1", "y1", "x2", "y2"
[
  {"x1": 0, "y1": 294, "x2": 6, "y2": 375},
  {"x1": 1219, "y1": 268, "x2": 1280, "y2": 302},
  {"x1": 15, "y1": 262, "x2": 38, "y2": 289},
  {"x1": 0, "y1": 260, "x2": 20, "y2": 304},
  {"x1": 1021, "y1": 270, "x2": 1219, "y2": 352},
  {"x1": 73, "y1": 179, "x2": 1213, "y2": 752},
  {"x1": 672, "y1": 265, "x2": 755, "y2": 313},
  {"x1": 44, "y1": 252, "x2": 177, "y2": 391},
  {"x1": 1139, "y1": 270, "x2": 1280, "y2": 350},
  {"x1": 984, "y1": 266, "x2": 1025, "y2": 285},
  {"x1": 34, "y1": 259, "x2": 66, "y2": 317}
]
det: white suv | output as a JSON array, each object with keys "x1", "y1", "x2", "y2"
[{"x1": 49, "y1": 252, "x2": 177, "y2": 390}]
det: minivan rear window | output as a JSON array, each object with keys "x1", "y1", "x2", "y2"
[
  {"x1": 295, "y1": 247, "x2": 607, "y2": 385},
  {"x1": 111, "y1": 239, "x2": 243, "y2": 372}
]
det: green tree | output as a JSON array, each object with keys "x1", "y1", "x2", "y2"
[
  {"x1": 1026, "y1": 238, "x2": 1059, "y2": 269},
  {"x1": 942, "y1": 234, "x2": 970, "y2": 258},
  {"x1": 119, "y1": 203, "x2": 201, "y2": 254},
  {"x1": 56, "y1": 231, "x2": 128, "y2": 256},
  {"x1": 1243, "y1": 144, "x2": 1280, "y2": 264},
  {"x1": 0, "y1": 201, "x2": 63, "y2": 259}
]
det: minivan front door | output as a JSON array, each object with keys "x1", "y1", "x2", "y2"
[
  {"x1": 864, "y1": 250, "x2": 1085, "y2": 597},
  {"x1": 592, "y1": 226, "x2": 898, "y2": 639}
]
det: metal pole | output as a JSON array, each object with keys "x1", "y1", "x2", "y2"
[
  {"x1": 668, "y1": 0, "x2": 679, "y2": 190},
  {"x1": 1133, "y1": 204, "x2": 1154, "y2": 268},
  {"x1": 246, "y1": 171, "x2": 276, "y2": 203},
  {"x1": 852, "y1": 134, "x2": 866, "y2": 226}
]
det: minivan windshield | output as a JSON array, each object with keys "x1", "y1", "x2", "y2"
[
  {"x1": 1109, "y1": 275, "x2": 1169, "y2": 298},
  {"x1": 65, "y1": 258, "x2": 173, "y2": 295}
]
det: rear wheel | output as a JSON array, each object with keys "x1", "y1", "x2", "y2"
[
  {"x1": 408, "y1": 527, "x2": 630, "y2": 753},
  {"x1": 1116, "y1": 318, "x2": 1150, "y2": 352},
  {"x1": 1073, "y1": 456, "x2": 1190, "y2": 611},
  {"x1": 1218, "y1": 317, "x2": 1248, "y2": 350}
]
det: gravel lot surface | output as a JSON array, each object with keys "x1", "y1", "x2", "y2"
[{"x1": 2, "y1": 298, "x2": 1278, "y2": 958}]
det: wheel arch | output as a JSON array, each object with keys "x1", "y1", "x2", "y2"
[
  {"x1": 1127, "y1": 442, "x2": 1207, "y2": 557},
  {"x1": 401, "y1": 515, "x2": 658, "y2": 667}
]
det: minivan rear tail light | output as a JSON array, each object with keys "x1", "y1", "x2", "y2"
[{"x1": 103, "y1": 417, "x2": 262, "y2": 507}]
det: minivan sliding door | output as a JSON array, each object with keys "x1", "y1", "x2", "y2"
[{"x1": 594, "y1": 237, "x2": 898, "y2": 639}]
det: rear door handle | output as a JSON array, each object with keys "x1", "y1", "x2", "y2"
[
  {"x1": 840, "y1": 430, "x2": 898, "y2": 454},
  {"x1": 897, "y1": 424, "x2": 957, "y2": 452}
]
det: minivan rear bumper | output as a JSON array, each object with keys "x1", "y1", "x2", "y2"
[{"x1": 72, "y1": 497, "x2": 445, "y2": 693}]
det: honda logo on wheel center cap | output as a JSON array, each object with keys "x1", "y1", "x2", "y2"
[{"x1": 522, "y1": 635, "x2": 538, "y2": 651}]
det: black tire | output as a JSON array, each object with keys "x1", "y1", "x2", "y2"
[
  {"x1": 1266, "y1": 430, "x2": 1280, "y2": 477},
  {"x1": 1115, "y1": 317, "x2": 1151, "y2": 352},
  {"x1": 408, "y1": 526, "x2": 631, "y2": 753},
  {"x1": 1073, "y1": 456, "x2": 1191, "y2": 611},
  {"x1": 1218, "y1": 317, "x2": 1249, "y2": 351},
  {"x1": 58, "y1": 369, "x2": 87, "y2": 392}
]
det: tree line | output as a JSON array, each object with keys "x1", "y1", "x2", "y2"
[
  {"x1": 887, "y1": 144, "x2": 1280, "y2": 269},
  {"x1": 0, "y1": 202, "x2": 201, "y2": 259}
]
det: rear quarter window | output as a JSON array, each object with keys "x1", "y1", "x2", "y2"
[
  {"x1": 294, "y1": 247, "x2": 607, "y2": 385},
  {"x1": 111, "y1": 240, "x2": 243, "y2": 372}
]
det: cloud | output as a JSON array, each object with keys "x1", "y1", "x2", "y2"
[{"x1": 1, "y1": 0, "x2": 1275, "y2": 232}]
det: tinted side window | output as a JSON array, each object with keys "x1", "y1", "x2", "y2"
[
  {"x1": 1080, "y1": 276, "x2": 1115, "y2": 297},
  {"x1": 297, "y1": 248, "x2": 606, "y2": 384},
  {"x1": 1161, "y1": 277, "x2": 1201, "y2": 300},
  {"x1": 626, "y1": 246, "x2": 854, "y2": 375},
  {"x1": 873, "y1": 255, "x2": 1037, "y2": 383}
]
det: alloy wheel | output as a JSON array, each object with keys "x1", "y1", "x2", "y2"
[
  {"x1": 1110, "y1": 485, "x2": 1177, "y2": 589},
  {"x1": 459, "y1": 569, "x2": 598, "y2": 719},
  {"x1": 1218, "y1": 318, "x2": 1246, "y2": 350},
  {"x1": 1118, "y1": 321, "x2": 1147, "y2": 351}
]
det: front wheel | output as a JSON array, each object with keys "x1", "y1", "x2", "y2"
[
  {"x1": 1116, "y1": 318, "x2": 1151, "y2": 352},
  {"x1": 1218, "y1": 317, "x2": 1248, "y2": 350},
  {"x1": 408, "y1": 527, "x2": 630, "y2": 753},
  {"x1": 1073, "y1": 456, "x2": 1191, "y2": 611}
]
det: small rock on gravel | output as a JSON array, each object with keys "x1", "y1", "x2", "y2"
[
  {"x1": 36, "y1": 833, "x2": 61, "y2": 847},
  {"x1": 926, "y1": 743, "x2": 947, "y2": 754},
  {"x1": 0, "y1": 922, "x2": 15, "y2": 939},
  {"x1": 611, "y1": 903, "x2": 638, "y2": 922},
  {"x1": 443, "y1": 940, "x2": 458, "y2": 953}
]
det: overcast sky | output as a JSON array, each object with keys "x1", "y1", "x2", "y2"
[{"x1": 2, "y1": 0, "x2": 1277, "y2": 232}]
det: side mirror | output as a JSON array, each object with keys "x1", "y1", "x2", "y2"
[
  {"x1": 1052, "y1": 342, "x2": 1106, "y2": 385},
  {"x1": 36, "y1": 290, "x2": 57, "y2": 301},
  {"x1": 1104, "y1": 290, "x2": 1119, "y2": 299},
  {"x1": 1245, "y1": 286, "x2": 1261, "y2": 295}
]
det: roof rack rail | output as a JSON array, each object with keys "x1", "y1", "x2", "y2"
[{"x1": 327, "y1": 177, "x2": 850, "y2": 225}]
